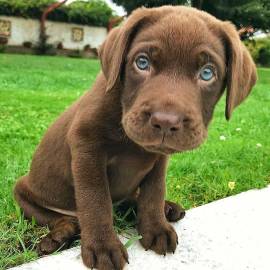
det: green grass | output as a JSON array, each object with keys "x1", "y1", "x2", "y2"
[{"x1": 0, "y1": 54, "x2": 269, "y2": 269}]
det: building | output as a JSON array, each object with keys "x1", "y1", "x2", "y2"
[{"x1": 0, "y1": 15, "x2": 108, "y2": 56}]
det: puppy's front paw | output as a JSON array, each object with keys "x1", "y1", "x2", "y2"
[
  {"x1": 138, "y1": 221, "x2": 178, "y2": 255},
  {"x1": 81, "y1": 235, "x2": 128, "y2": 270}
]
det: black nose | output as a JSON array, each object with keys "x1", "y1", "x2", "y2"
[{"x1": 150, "y1": 112, "x2": 182, "y2": 133}]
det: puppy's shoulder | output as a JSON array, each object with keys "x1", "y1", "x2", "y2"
[{"x1": 67, "y1": 73, "x2": 121, "y2": 143}]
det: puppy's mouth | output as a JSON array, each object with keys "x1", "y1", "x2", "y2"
[
  {"x1": 123, "y1": 121, "x2": 207, "y2": 155},
  {"x1": 143, "y1": 144, "x2": 177, "y2": 155},
  {"x1": 143, "y1": 134, "x2": 178, "y2": 154},
  {"x1": 142, "y1": 136, "x2": 205, "y2": 155}
]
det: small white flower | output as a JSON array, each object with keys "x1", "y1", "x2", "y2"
[
  {"x1": 256, "y1": 143, "x2": 262, "y2": 148},
  {"x1": 236, "y1": 128, "x2": 241, "y2": 131},
  {"x1": 219, "y1": 135, "x2": 226, "y2": 141}
]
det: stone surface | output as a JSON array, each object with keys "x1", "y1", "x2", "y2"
[{"x1": 11, "y1": 186, "x2": 270, "y2": 270}]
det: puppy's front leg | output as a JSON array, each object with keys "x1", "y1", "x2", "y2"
[
  {"x1": 137, "y1": 155, "x2": 178, "y2": 255},
  {"x1": 71, "y1": 142, "x2": 128, "y2": 270}
]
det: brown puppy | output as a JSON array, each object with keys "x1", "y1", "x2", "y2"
[{"x1": 14, "y1": 6, "x2": 257, "y2": 270}]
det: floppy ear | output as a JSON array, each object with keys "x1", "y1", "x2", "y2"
[
  {"x1": 221, "y1": 22, "x2": 257, "y2": 120},
  {"x1": 99, "y1": 8, "x2": 155, "y2": 92},
  {"x1": 98, "y1": 27, "x2": 122, "y2": 92}
]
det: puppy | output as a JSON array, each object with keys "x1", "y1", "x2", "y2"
[{"x1": 14, "y1": 6, "x2": 256, "y2": 270}]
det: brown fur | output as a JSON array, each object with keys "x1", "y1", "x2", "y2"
[{"x1": 14, "y1": 6, "x2": 256, "y2": 270}]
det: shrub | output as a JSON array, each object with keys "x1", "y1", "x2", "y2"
[
  {"x1": 34, "y1": 32, "x2": 56, "y2": 55},
  {"x1": 56, "y1": 42, "x2": 64, "y2": 50},
  {"x1": 0, "y1": 0, "x2": 113, "y2": 27},
  {"x1": 0, "y1": 44, "x2": 6, "y2": 53},
  {"x1": 84, "y1": 44, "x2": 91, "y2": 51},
  {"x1": 257, "y1": 44, "x2": 270, "y2": 66},
  {"x1": 244, "y1": 38, "x2": 270, "y2": 67},
  {"x1": 67, "y1": 0, "x2": 113, "y2": 27},
  {"x1": 0, "y1": 0, "x2": 56, "y2": 19},
  {"x1": 23, "y1": 41, "x2": 33, "y2": 48},
  {"x1": 0, "y1": 36, "x2": 8, "y2": 45}
]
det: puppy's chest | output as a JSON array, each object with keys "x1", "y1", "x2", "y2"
[{"x1": 107, "y1": 151, "x2": 156, "y2": 202}]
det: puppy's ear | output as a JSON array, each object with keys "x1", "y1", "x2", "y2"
[
  {"x1": 99, "y1": 9, "x2": 153, "y2": 92},
  {"x1": 221, "y1": 22, "x2": 257, "y2": 120},
  {"x1": 98, "y1": 27, "x2": 121, "y2": 92}
]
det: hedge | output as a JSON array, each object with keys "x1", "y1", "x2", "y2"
[
  {"x1": 245, "y1": 38, "x2": 270, "y2": 67},
  {"x1": 0, "y1": 0, "x2": 113, "y2": 27}
]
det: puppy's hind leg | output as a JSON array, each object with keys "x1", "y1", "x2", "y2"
[
  {"x1": 14, "y1": 176, "x2": 80, "y2": 255},
  {"x1": 37, "y1": 216, "x2": 80, "y2": 255},
  {"x1": 164, "y1": 200, "x2": 186, "y2": 222},
  {"x1": 14, "y1": 175, "x2": 63, "y2": 226}
]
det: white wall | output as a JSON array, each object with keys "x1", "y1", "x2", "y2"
[{"x1": 0, "y1": 16, "x2": 107, "y2": 50}]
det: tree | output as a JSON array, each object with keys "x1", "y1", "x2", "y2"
[
  {"x1": 112, "y1": 0, "x2": 186, "y2": 14},
  {"x1": 194, "y1": 0, "x2": 270, "y2": 31},
  {"x1": 37, "y1": 0, "x2": 67, "y2": 55},
  {"x1": 112, "y1": 0, "x2": 270, "y2": 31}
]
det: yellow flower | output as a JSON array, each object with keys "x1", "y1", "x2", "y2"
[{"x1": 228, "y1": 181, "x2": 236, "y2": 190}]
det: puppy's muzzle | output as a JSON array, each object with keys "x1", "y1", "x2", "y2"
[{"x1": 149, "y1": 111, "x2": 191, "y2": 135}]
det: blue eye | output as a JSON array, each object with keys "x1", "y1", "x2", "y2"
[
  {"x1": 200, "y1": 66, "x2": 214, "y2": 81},
  {"x1": 135, "y1": 56, "x2": 150, "y2": 70}
]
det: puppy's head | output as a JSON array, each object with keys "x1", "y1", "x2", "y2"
[{"x1": 99, "y1": 6, "x2": 257, "y2": 155}]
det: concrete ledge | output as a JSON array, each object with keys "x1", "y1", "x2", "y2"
[{"x1": 11, "y1": 186, "x2": 270, "y2": 270}]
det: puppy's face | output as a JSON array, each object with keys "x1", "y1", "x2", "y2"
[
  {"x1": 100, "y1": 7, "x2": 257, "y2": 155},
  {"x1": 121, "y1": 16, "x2": 226, "y2": 154}
]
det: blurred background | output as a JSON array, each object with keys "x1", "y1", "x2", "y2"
[{"x1": 0, "y1": 0, "x2": 269, "y2": 64}]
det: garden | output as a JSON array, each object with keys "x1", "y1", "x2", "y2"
[{"x1": 0, "y1": 53, "x2": 269, "y2": 269}]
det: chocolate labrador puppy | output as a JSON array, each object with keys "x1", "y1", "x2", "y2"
[{"x1": 14, "y1": 6, "x2": 256, "y2": 270}]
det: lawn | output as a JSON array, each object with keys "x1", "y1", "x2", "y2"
[{"x1": 0, "y1": 54, "x2": 269, "y2": 269}]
